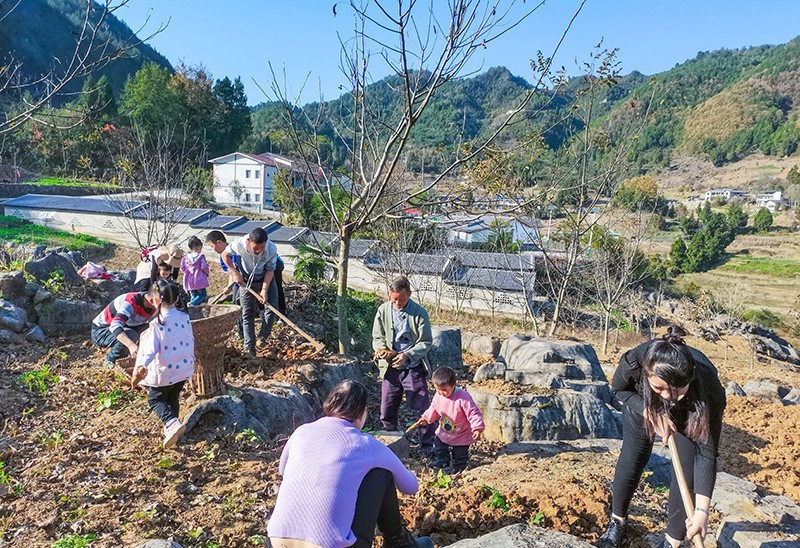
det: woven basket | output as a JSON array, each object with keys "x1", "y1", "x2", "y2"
[{"x1": 116, "y1": 304, "x2": 240, "y2": 398}]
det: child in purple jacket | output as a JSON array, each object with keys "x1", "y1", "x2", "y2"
[{"x1": 180, "y1": 236, "x2": 209, "y2": 306}]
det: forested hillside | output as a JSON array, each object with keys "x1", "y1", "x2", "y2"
[
  {"x1": 0, "y1": 0, "x2": 171, "y2": 100},
  {"x1": 248, "y1": 37, "x2": 800, "y2": 174}
]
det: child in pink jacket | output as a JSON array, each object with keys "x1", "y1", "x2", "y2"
[
  {"x1": 180, "y1": 236, "x2": 209, "y2": 306},
  {"x1": 418, "y1": 366, "x2": 484, "y2": 473}
]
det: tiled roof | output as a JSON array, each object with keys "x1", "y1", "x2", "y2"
[
  {"x1": 268, "y1": 226, "x2": 311, "y2": 244},
  {"x1": 450, "y1": 250, "x2": 540, "y2": 271},
  {"x1": 364, "y1": 251, "x2": 450, "y2": 275},
  {"x1": 191, "y1": 215, "x2": 248, "y2": 230},
  {"x1": 3, "y1": 194, "x2": 145, "y2": 215},
  {"x1": 446, "y1": 267, "x2": 533, "y2": 293},
  {"x1": 225, "y1": 220, "x2": 282, "y2": 235}
]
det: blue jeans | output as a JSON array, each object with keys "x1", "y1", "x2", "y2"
[
  {"x1": 189, "y1": 288, "x2": 208, "y2": 306},
  {"x1": 91, "y1": 324, "x2": 148, "y2": 363},
  {"x1": 239, "y1": 278, "x2": 278, "y2": 352}
]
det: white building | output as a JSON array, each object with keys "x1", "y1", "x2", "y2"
[
  {"x1": 209, "y1": 152, "x2": 311, "y2": 211},
  {"x1": 704, "y1": 188, "x2": 747, "y2": 202},
  {"x1": 445, "y1": 215, "x2": 540, "y2": 248},
  {"x1": 755, "y1": 190, "x2": 785, "y2": 211}
]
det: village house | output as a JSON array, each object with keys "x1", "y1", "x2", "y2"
[
  {"x1": 444, "y1": 215, "x2": 541, "y2": 249},
  {"x1": 703, "y1": 188, "x2": 748, "y2": 202},
  {"x1": 755, "y1": 190, "x2": 785, "y2": 211}
]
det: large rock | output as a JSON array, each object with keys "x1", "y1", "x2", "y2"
[
  {"x1": 445, "y1": 523, "x2": 594, "y2": 547},
  {"x1": 470, "y1": 386, "x2": 622, "y2": 442},
  {"x1": 427, "y1": 326, "x2": 464, "y2": 370},
  {"x1": 462, "y1": 331, "x2": 501, "y2": 357},
  {"x1": 782, "y1": 387, "x2": 800, "y2": 406},
  {"x1": 183, "y1": 384, "x2": 317, "y2": 440},
  {"x1": 741, "y1": 380, "x2": 789, "y2": 403},
  {"x1": 0, "y1": 299, "x2": 27, "y2": 332},
  {"x1": 24, "y1": 252, "x2": 83, "y2": 286},
  {"x1": 139, "y1": 541, "x2": 183, "y2": 548},
  {"x1": 373, "y1": 430, "x2": 410, "y2": 459},
  {"x1": 35, "y1": 298, "x2": 104, "y2": 336},
  {"x1": 494, "y1": 336, "x2": 607, "y2": 388},
  {"x1": 183, "y1": 360, "x2": 363, "y2": 440},
  {"x1": 25, "y1": 325, "x2": 46, "y2": 343},
  {"x1": 0, "y1": 272, "x2": 26, "y2": 300},
  {"x1": 726, "y1": 381, "x2": 746, "y2": 397}
]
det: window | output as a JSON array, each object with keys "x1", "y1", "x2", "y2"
[
  {"x1": 417, "y1": 279, "x2": 435, "y2": 292},
  {"x1": 245, "y1": 193, "x2": 251, "y2": 202},
  {"x1": 255, "y1": 170, "x2": 260, "y2": 179},
  {"x1": 245, "y1": 169, "x2": 251, "y2": 178},
  {"x1": 254, "y1": 194, "x2": 260, "y2": 203}
]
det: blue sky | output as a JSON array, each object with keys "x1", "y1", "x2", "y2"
[{"x1": 117, "y1": 1, "x2": 800, "y2": 106}]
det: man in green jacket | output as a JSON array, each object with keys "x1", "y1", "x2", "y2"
[{"x1": 373, "y1": 276, "x2": 435, "y2": 452}]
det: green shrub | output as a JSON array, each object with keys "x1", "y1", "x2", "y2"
[
  {"x1": 742, "y1": 309, "x2": 782, "y2": 329},
  {"x1": 18, "y1": 364, "x2": 58, "y2": 397}
]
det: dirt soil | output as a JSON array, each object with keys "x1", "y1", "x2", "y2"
[{"x1": 2, "y1": 312, "x2": 799, "y2": 546}]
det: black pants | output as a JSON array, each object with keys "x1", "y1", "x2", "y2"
[
  {"x1": 611, "y1": 403, "x2": 698, "y2": 541},
  {"x1": 351, "y1": 468, "x2": 415, "y2": 548},
  {"x1": 147, "y1": 381, "x2": 186, "y2": 425},
  {"x1": 275, "y1": 258, "x2": 286, "y2": 315},
  {"x1": 91, "y1": 324, "x2": 148, "y2": 363},
  {"x1": 431, "y1": 437, "x2": 469, "y2": 471}
]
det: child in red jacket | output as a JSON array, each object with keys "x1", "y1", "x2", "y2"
[{"x1": 418, "y1": 367, "x2": 484, "y2": 473}]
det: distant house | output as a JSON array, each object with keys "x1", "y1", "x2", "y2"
[
  {"x1": 209, "y1": 152, "x2": 316, "y2": 210},
  {"x1": 755, "y1": 190, "x2": 785, "y2": 211},
  {"x1": 704, "y1": 188, "x2": 747, "y2": 202},
  {"x1": 444, "y1": 215, "x2": 540, "y2": 247}
]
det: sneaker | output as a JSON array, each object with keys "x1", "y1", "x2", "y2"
[
  {"x1": 163, "y1": 419, "x2": 186, "y2": 449},
  {"x1": 256, "y1": 338, "x2": 268, "y2": 349},
  {"x1": 414, "y1": 538, "x2": 434, "y2": 548},
  {"x1": 104, "y1": 360, "x2": 115, "y2": 370},
  {"x1": 598, "y1": 517, "x2": 626, "y2": 547}
]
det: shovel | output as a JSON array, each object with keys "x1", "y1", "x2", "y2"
[
  {"x1": 241, "y1": 285, "x2": 326, "y2": 353},
  {"x1": 668, "y1": 435, "x2": 705, "y2": 548},
  {"x1": 207, "y1": 283, "x2": 235, "y2": 305}
]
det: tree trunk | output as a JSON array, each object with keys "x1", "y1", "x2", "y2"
[
  {"x1": 336, "y1": 234, "x2": 351, "y2": 355},
  {"x1": 602, "y1": 309, "x2": 611, "y2": 355}
]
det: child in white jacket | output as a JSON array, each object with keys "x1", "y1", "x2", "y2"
[{"x1": 133, "y1": 279, "x2": 195, "y2": 448}]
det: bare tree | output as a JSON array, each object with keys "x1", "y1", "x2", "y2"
[
  {"x1": 104, "y1": 124, "x2": 205, "y2": 250},
  {"x1": 269, "y1": 0, "x2": 587, "y2": 353},
  {"x1": 533, "y1": 48, "x2": 655, "y2": 337},
  {"x1": 586, "y1": 210, "x2": 654, "y2": 354},
  {"x1": 0, "y1": 0, "x2": 165, "y2": 134}
]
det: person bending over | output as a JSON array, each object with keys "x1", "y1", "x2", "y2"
[{"x1": 599, "y1": 326, "x2": 726, "y2": 548}]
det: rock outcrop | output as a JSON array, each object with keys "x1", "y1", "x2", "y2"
[{"x1": 444, "y1": 523, "x2": 595, "y2": 547}]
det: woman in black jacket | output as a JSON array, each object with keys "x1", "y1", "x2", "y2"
[{"x1": 599, "y1": 326, "x2": 726, "y2": 548}]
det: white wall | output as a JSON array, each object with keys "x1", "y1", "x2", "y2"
[{"x1": 212, "y1": 154, "x2": 276, "y2": 207}]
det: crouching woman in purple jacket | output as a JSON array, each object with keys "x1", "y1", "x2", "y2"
[{"x1": 268, "y1": 380, "x2": 433, "y2": 548}]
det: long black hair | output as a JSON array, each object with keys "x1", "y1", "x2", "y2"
[
  {"x1": 642, "y1": 325, "x2": 710, "y2": 444},
  {"x1": 150, "y1": 278, "x2": 187, "y2": 324}
]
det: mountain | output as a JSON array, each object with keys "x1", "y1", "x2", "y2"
[
  {"x1": 0, "y1": 0, "x2": 171, "y2": 101},
  {"x1": 247, "y1": 37, "x2": 800, "y2": 174}
]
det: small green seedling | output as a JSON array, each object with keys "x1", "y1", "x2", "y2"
[
  {"x1": 51, "y1": 533, "x2": 96, "y2": 548},
  {"x1": 187, "y1": 527, "x2": 204, "y2": 540},
  {"x1": 96, "y1": 390, "x2": 122, "y2": 411},
  {"x1": 482, "y1": 484, "x2": 509, "y2": 512},
  {"x1": 235, "y1": 429, "x2": 262, "y2": 444},
  {"x1": 653, "y1": 485, "x2": 669, "y2": 494},
  {"x1": 155, "y1": 458, "x2": 175, "y2": 470},
  {"x1": 532, "y1": 512, "x2": 545, "y2": 526},
  {"x1": 249, "y1": 535, "x2": 268, "y2": 545},
  {"x1": 431, "y1": 469, "x2": 453, "y2": 489},
  {"x1": 0, "y1": 461, "x2": 21, "y2": 496},
  {"x1": 19, "y1": 364, "x2": 58, "y2": 397}
]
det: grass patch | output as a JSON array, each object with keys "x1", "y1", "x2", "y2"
[
  {"x1": 719, "y1": 256, "x2": 800, "y2": 278},
  {"x1": 18, "y1": 364, "x2": 59, "y2": 397},
  {"x1": 0, "y1": 215, "x2": 109, "y2": 251},
  {"x1": 742, "y1": 309, "x2": 783, "y2": 329},
  {"x1": 33, "y1": 177, "x2": 116, "y2": 190}
]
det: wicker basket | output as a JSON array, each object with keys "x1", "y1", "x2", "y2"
[{"x1": 115, "y1": 304, "x2": 240, "y2": 398}]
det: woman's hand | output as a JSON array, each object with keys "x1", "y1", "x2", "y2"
[
  {"x1": 685, "y1": 509, "x2": 708, "y2": 542},
  {"x1": 472, "y1": 430, "x2": 483, "y2": 441},
  {"x1": 643, "y1": 407, "x2": 675, "y2": 443}
]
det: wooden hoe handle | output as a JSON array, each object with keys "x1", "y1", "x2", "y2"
[
  {"x1": 668, "y1": 436, "x2": 705, "y2": 548},
  {"x1": 242, "y1": 286, "x2": 325, "y2": 352}
]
